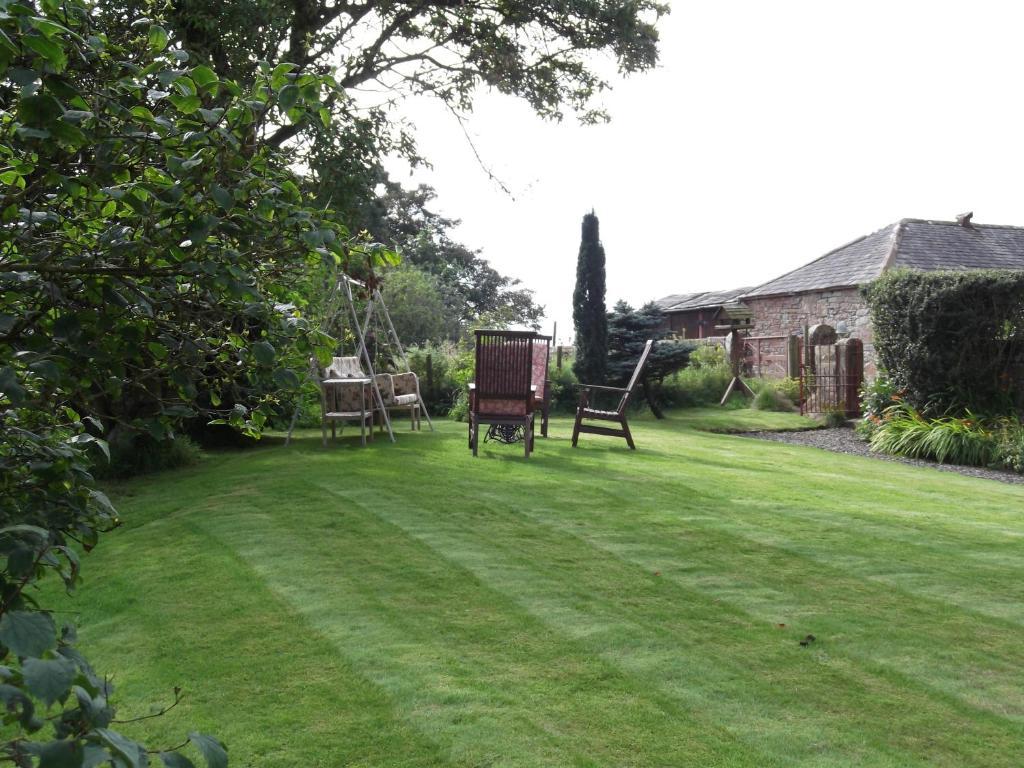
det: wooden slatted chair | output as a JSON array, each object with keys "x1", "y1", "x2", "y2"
[
  {"x1": 571, "y1": 339, "x2": 654, "y2": 450},
  {"x1": 469, "y1": 330, "x2": 536, "y2": 458}
]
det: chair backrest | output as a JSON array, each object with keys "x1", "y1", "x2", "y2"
[
  {"x1": 617, "y1": 339, "x2": 655, "y2": 413},
  {"x1": 474, "y1": 330, "x2": 535, "y2": 415},
  {"x1": 530, "y1": 335, "x2": 551, "y2": 397},
  {"x1": 325, "y1": 356, "x2": 364, "y2": 379}
]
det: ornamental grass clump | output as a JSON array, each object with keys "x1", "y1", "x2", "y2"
[
  {"x1": 869, "y1": 403, "x2": 1000, "y2": 466},
  {"x1": 751, "y1": 383, "x2": 796, "y2": 413}
]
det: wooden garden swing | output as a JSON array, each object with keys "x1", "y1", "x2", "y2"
[{"x1": 285, "y1": 274, "x2": 433, "y2": 446}]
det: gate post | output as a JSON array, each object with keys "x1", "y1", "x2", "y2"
[
  {"x1": 836, "y1": 338, "x2": 864, "y2": 417},
  {"x1": 786, "y1": 334, "x2": 800, "y2": 379}
]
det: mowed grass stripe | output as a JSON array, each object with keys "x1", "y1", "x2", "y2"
[
  {"x1": 55, "y1": 414, "x2": 1024, "y2": 767},
  {"x1": 51, "y1": 510, "x2": 465, "y2": 768},
  {"x1": 195, "y1": 480, "x2": 762, "y2": 767},
  {"x1": 329, "y1": 475, "x2": 1022, "y2": 767},
  {"x1": 284, "y1": 421, "x2": 1024, "y2": 744}
]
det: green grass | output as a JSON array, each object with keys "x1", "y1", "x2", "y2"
[
  {"x1": 667, "y1": 406, "x2": 819, "y2": 433},
  {"x1": 49, "y1": 410, "x2": 1024, "y2": 767}
]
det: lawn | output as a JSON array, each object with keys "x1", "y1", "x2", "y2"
[{"x1": 51, "y1": 411, "x2": 1024, "y2": 767}]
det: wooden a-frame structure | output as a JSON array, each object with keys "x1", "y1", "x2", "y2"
[{"x1": 285, "y1": 274, "x2": 433, "y2": 445}]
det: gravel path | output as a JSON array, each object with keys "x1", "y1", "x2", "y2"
[{"x1": 739, "y1": 427, "x2": 1024, "y2": 485}]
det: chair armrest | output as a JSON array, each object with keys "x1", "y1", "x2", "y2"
[{"x1": 574, "y1": 383, "x2": 628, "y2": 393}]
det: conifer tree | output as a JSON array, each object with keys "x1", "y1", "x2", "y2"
[{"x1": 573, "y1": 211, "x2": 609, "y2": 383}]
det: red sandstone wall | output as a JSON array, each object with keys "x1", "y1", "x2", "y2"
[{"x1": 744, "y1": 288, "x2": 877, "y2": 377}]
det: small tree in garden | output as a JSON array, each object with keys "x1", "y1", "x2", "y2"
[
  {"x1": 573, "y1": 211, "x2": 608, "y2": 384},
  {"x1": 607, "y1": 302, "x2": 694, "y2": 418}
]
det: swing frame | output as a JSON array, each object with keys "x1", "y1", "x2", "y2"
[{"x1": 285, "y1": 274, "x2": 434, "y2": 445}]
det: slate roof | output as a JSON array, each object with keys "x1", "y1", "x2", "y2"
[
  {"x1": 743, "y1": 218, "x2": 1024, "y2": 298},
  {"x1": 656, "y1": 287, "x2": 753, "y2": 313}
]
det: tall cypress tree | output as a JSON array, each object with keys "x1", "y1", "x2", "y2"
[{"x1": 573, "y1": 211, "x2": 608, "y2": 384}]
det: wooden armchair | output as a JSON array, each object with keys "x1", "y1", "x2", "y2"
[
  {"x1": 469, "y1": 330, "x2": 536, "y2": 458},
  {"x1": 571, "y1": 339, "x2": 654, "y2": 450}
]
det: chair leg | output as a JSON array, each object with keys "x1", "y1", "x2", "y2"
[
  {"x1": 571, "y1": 409, "x2": 583, "y2": 447},
  {"x1": 621, "y1": 416, "x2": 636, "y2": 450},
  {"x1": 359, "y1": 412, "x2": 366, "y2": 447},
  {"x1": 472, "y1": 422, "x2": 479, "y2": 456}
]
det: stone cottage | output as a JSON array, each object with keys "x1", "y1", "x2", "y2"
[{"x1": 741, "y1": 214, "x2": 1024, "y2": 374}]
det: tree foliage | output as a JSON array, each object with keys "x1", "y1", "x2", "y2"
[
  {"x1": 363, "y1": 183, "x2": 543, "y2": 333},
  {"x1": 380, "y1": 265, "x2": 453, "y2": 346},
  {"x1": 573, "y1": 211, "x2": 607, "y2": 384},
  {"x1": 607, "y1": 301, "x2": 693, "y2": 418},
  {"x1": 863, "y1": 269, "x2": 1024, "y2": 415},
  {"x1": 0, "y1": 2, "x2": 392, "y2": 763},
  {"x1": 0, "y1": 0, "x2": 400, "y2": 445},
  {"x1": 105, "y1": 0, "x2": 666, "y2": 334},
  {"x1": 133, "y1": 0, "x2": 668, "y2": 132}
]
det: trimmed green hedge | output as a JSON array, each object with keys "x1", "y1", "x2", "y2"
[{"x1": 863, "y1": 269, "x2": 1024, "y2": 414}]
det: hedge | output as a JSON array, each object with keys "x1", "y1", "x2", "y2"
[{"x1": 863, "y1": 269, "x2": 1024, "y2": 414}]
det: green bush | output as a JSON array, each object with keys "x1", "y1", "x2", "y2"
[
  {"x1": 548, "y1": 363, "x2": 580, "y2": 413},
  {"x1": 855, "y1": 373, "x2": 899, "y2": 441},
  {"x1": 869, "y1": 403, "x2": 1000, "y2": 466},
  {"x1": 93, "y1": 434, "x2": 202, "y2": 480},
  {"x1": 659, "y1": 362, "x2": 732, "y2": 408},
  {"x1": 405, "y1": 342, "x2": 474, "y2": 416},
  {"x1": 863, "y1": 269, "x2": 1024, "y2": 415},
  {"x1": 821, "y1": 408, "x2": 848, "y2": 429},
  {"x1": 751, "y1": 383, "x2": 796, "y2": 412},
  {"x1": 750, "y1": 376, "x2": 801, "y2": 402},
  {"x1": 861, "y1": 373, "x2": 898, "y2": 420},
  {"x1": 690, "y1": 343, "x2": 726, "y2": 369},
  {"x1": 995, "y1": 421, "x2": 1024, "y2": 474}
]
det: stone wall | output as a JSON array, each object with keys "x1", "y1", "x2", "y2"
[{"x1": 744, "y1": 287, "x2": 877, "y2": 377}]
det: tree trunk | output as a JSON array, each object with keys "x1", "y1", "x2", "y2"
[{"x1": 642, "y1": 378, "x2": 664, "y2": 420}]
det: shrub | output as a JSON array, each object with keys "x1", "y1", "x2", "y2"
[
  {"x1": 861, "y1": 373, "x2": 899, "y2": 420},
  {"x1": 856, "y1": 373, "x2": 899, "y2": 441},
  {"x1": 93, "y1": 434, "x2": 202, "y2": 480},
  {"x1": 751, "y1": 382, "x2": 796, "y2": 412},
  {"x1": 995, "y1": 421, "x2": 1024, "y2": 474},
  {"x1": 660, "y1": 361, "x2": 732, "y2": 408},
  {"x1": 405, "y1": 342, "x2": 474, "y2": 416},
  {"x1": 863, "y1": 269, "x2": 1024, "y2": 415},
  {"x1": 821, "y1": 407, "x2": 848, "y2": 428},
  {"x1": 750, "y1": 376, "x2": 801, "y2": 402},
  {"x1": 869, "y1": 403, "x2": 1000, "y2": 466},
  {"x1": 691, "y1": 343, "x2": 726, "y2": 369},
  {"x1": 548, "y1": 363, "x2": 580, "y2": 413}
]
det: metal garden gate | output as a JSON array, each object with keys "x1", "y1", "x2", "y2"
[{"x1": 799, "y1": 324, "x2": 864, "y2": 417}]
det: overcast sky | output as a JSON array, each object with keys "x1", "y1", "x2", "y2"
[{"x1": 385, "y1": 0, "x2": 1024, "y2": 345}]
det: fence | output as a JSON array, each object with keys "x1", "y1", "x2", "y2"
[{"x1": 694, "y1": 334, "x2": 797, "y2": 379}]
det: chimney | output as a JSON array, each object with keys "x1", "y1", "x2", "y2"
[{"x1": 956, "y1": 211, "x2": 974, "y2": 227}]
